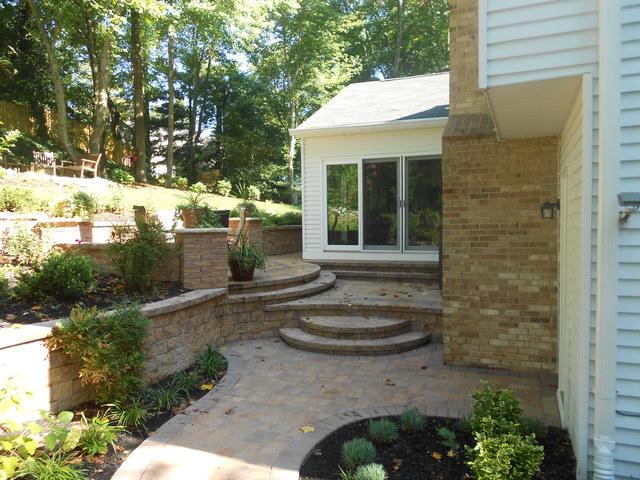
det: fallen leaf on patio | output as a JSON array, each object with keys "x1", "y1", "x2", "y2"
[
  {"x1": 224, "y1": 408, "x2": 235, "y2": 415},
  {"x1": 447, "y1": 450, "x2": 457, "y2": 457},
  {"x1": 391, "y1": 458, "x2": 402, "y2": 471},
  {"x1": 299, "y1": 425, "x2": 315, "y2": 433},
  {"x1": 421, "y1": 365, "x2": 427, "y2": 370},
  {"x1": 384, "y1": 378, "x2": 396, "y2": 387},
  {"x1": 432, "y1": 452, "x2": 443, "y2": 460},
  {"x1": 200, "y1": 383, "x2": 214, "y2": 391}
]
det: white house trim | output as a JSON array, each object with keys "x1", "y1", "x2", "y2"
[
  {"x1": 292, "y1": 117, "x2": 448, "y2": 138},
  {"x1": 478, "y1": 0, "x2": 488, "y2": 89}
]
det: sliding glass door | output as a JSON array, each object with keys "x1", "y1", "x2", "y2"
[
  {"x1": 363, "y1": 158, "x2": 400, "y2": 250},
  {"x1": 324, "y1": 155, "x2": 441, "y2": 252}
]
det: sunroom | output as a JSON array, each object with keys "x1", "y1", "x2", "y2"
[{"x1": 292, "y1": 72, "x2": 449, "y2": 263}]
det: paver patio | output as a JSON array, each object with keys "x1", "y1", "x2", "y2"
[{"x1": 112, "y1": 338, "x2": 559, "y2": 480}]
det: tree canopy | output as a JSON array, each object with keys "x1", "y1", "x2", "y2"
[{"x1": 0, "y1": 0, "x2": 450, "y2": 203}]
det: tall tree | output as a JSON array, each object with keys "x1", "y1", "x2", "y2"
[
  {"x1": 165, "y1": 23, "x2": 175, "y2": 184},
  {"x1": 131, "y1": 6, "x2": 147, "y2": 181},
  {"x1": 392, "y1": 0, "x2": 404, "y2": 77}
]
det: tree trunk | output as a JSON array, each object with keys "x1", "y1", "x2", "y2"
[
  {"x1": 166, "y1": 27, "x2": 175, "y2": 185},
  {"x1": 89, "y1": 34, "x2": 111, "y2": 154},
  {"x1": 131, "y1": 7, "x2": 146, "y2": 182},
  {"x1": 27, "y1": 0, "x2": 75, "y2": 159},
  {"x1": 287, "y1": 105, "x2": 297, "y2": 204},
  {"x1": 392, "y1": 0, "x2": 404, "y2": 78},
  {"x1": 186, "y1": 54, "x2": 201, "y2": 183}
]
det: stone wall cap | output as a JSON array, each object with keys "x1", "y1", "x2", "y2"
[
  {"x1": 0, "y1": 319, "x2": 59, "y2": 350},
  {"x1": 141, "y1": 288, "x2": 227, "y2": 317},
  {"x1": 263, "y1": 225, "x2": 302, "y2": 231},
  {"x1": 174, "y1": 228, "x2": 229, "y2": 234}
]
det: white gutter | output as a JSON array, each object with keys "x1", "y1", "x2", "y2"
[
  {"x1": 290, "y1": 117, "x2": 448, "y2": 139},
  {"x1": 593, "y1": 1, "x2": 620, "y2": 478}
]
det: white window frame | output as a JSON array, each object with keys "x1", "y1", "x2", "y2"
[{"x1": 322, "y1": 158, "x2": 362, "y2": 252}]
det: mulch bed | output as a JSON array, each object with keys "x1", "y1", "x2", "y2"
[
  {"x1": 81, "y1": 364, "x2": 226, "y2": 480},
  {"x1": 300, "y1": 416, "x2": 575, "y2": 480},
  {"x1": 0, "y1": 274, "x2": 188, "y2": 325}
]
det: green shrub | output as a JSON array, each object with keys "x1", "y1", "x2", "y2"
[
  {"x1": 199, "y1": 206, "x2": 222, "y2": 228},
  {"x1": 228, "y1": 234, "x2": 266, "y2": 271},
  {"x1": 148, "y1": 385, "x2": 184, "y2": 414},
  {"x1": 106, "y1": 216, "x2": 169, "y2": 290},
  {"x1": 247, "y1": 185, "x2": 260, "y2": 200},
  {"x1": 175, "y1": 177, "x2": 188, "y2": 190},
  {"x1": 353, "y1": 463, "x2": 387, "y2": 480},
  {"x1": 16, "y1": 252, "x2": 94, "y2": 301},
  {"x1": 215, "y1": 179, "x2": 232, "y2": 196},
  {"x1": 198, "y1": 346, "x2": 227, "y2": 381},
  {"x1": 230, "y1": 200, "x2": 257, "y2": 217},
  {"x1": 400, "y1": 408, "x2": 426, "y2": 432},
  {"x1": 367, "y1": 418, "x2": 399, "y2": 444},
  {"x1": 190, "y1": 181, "x2": 208, "y2": 193},
  {"x1": 2, "y1": 227, "x2": 45, "y2": 268},
  {"x1": 15, "y1": 453, "x2": 86, "y2": 480},
  {"x1": 437, "y1": 426, "x2": 460, "y2": 450},
  {"x1": 108, "y1": 167, "x2": 135, "y2": 185},
  {"x1": 341, "y1": 438, "x2": 377, "y2": 470},
  {"x1": 172, "y1": 370, "x2": 200, "y2": 399},
  {"x1": 0, "y1": 268, "x2": 9, "y2": 302},
  {"x1": 471, "y1": 381, "x2": 523, "y2": 436},
  {"x1": 48, "y1": 305, "x2": 149, "y2": 403},
  {"x1": 102, "y1": 187, "x2": 125, "y2": 214},
  {"x1": 71, "y1": 191, "x2": 98, "y2": 219},
  {"x1": 78, "y1": 413, "x2": 124, "y2": 456},
  {"x1": 467, "y1": 432, "x2": 544, "y2": 480},
  {"x1": 107, "y1": 399, "x2": 148, "y2": 431},
  {"x1": 0, "y1": 186, "x2": 37, "y2": 212}
]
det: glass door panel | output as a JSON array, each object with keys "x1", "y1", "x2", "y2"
[
  {"x1": 326, "y1": 163, "x2": 359, "y2": 246},
  {"x1": 363, "y1": 158, "x2": 400, "y2": 250},
  {"x1": 405, "y1": 156, "x2": 441, "y2": 250}
]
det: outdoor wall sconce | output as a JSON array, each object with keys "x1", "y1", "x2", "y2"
[
  {"x1": 618, "y1": 192, "x2": 640, "y2": 223},
  {"x1": 540, "y1": 199, "x2": 560, "y2": 219}
]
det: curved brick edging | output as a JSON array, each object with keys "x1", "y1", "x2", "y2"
[{"x1": 271, "y1": 404, "x2": 465, "y2": 479}]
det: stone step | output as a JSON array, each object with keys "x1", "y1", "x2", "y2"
[
  {"x1": 228, "y1": 263, "x2": 320, "y2": 294},
  {"x1": 279, "y1": 328, "x2": 431, "y2": 356},
  {"x1": 330, "y1": 270, "x2": 437, "y2": 282},
  {"x1": 228, "y1": 271, "x2": 336, "y2": 305},
  {"x1": 299, "y1": 315, "x2": 411, "y2": 339},
  {"x1": 314, "y1": 260, "x2": 439, "y2": 275}
]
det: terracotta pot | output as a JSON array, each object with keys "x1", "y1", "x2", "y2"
[
  {"x1": 181, "y1": 208, "x2": 203, "y2": 228},
  {"x1": 229, "y1": 258, "x2": 256, "y2": 281}
]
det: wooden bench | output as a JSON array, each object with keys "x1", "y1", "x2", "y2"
[
  {"x1": 63, "y1": 153, "x2": 102, "y2": 178},
  {"x1": 30, "y1": 151, "x2": 58, "y2": 175}
]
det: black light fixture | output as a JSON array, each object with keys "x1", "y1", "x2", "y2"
[{"x1": 541, "y1": 199, "x2": 560, "y2": 219}]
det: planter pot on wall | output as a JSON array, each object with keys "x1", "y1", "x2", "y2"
[
  {"x1": 181, "y1": 208, "x2": 203, "y2": 228},
  {"x1": 228, "y1": 259, "x2": 255, "y2": 281}
]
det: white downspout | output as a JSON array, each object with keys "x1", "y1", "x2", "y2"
[{"x1": 593, "y1": 0, "x2": 620, "y2": 478}]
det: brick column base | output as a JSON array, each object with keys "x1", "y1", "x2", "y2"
[{"x1": 175, "y1": 228, "x2": 228, "y2": 290}]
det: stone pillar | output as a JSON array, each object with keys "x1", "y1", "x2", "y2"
[{"x1": 175, "y1": 228, "x2": 228, "y2": 290}]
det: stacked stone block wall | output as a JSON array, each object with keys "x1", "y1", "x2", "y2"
[
  {"x1": 229, "y1": 218, "x2": 302, "y2": 255},
  {"x1": 175, "y1": 228, "x2": 228, "y2": 290}
]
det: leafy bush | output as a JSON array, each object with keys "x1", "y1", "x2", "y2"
[
  {"x1": 190, "y1": 181, "x2": 208, "y2": 193},
  {"x1": 400, "y1": 408, "x2": 426, "y2": 432},
  {"x1": 71, "y1": 191, "x2": 98, "y2": 219},
  {"x1": 198, "y1": 346, "x2": 227, "y2": 381},
  {"x1": 108, "y1": 166, "x2": 135, "y2": 185},
  {"x1": 367, "y1": 419, "x2": 398, "y2": 444},
  {"x1": 247, "y1": 185, "x2": 260, "y2": 200},
  {"x1": 106, "y1": 216, "x2": 169, "y2": 290},
  {"x1": 199, "y1": 206, "x2": 222, "y2": 228},
  {"x1": 229, "y1": 200, "x2": 258, "y2": 217},
  {"x1": 228, "y1": 234, "x2": 266, "y2": 271},
  {"x1": 467, "y1": 432, "x2": 544, "y2": 480},
  {"x1": 102, "y1": 187, "x2": 125, "y2": 214},
  {"x1": 0, "y1": 186, "x2": 37, "y2": 212},
  {"x1": 0, "y1": 268, "x2": 9, "y2": 302},
  {"x1": 471, "y1": 381, "x2": 523, "y2": 436},
  {"x1": 215, "y1": 179, "x2": 232, "y2": 196},
  {"x1": 107, "y1": 399, "x2": 148, "y2": 431},
  {"x1": 48, "y1": 305, "x2": 149, "y2": 403},
  {"x1": 78, "y1": 413, "x2": 124, "y2": 456},
  {"x1": 2, "y1": 227, "x2": 45, "y2": 269},
  {"x1": 437, "y1": 426, "x2": 460, "y2": 450},
  {"x1": 148, "y1": 385, "x2": 184, "y2": 414},
  {"x1": 15, "y1": 252, "x2": 94, "y2": 301},
  {"x1": 341, "y1": 438, "x2": 377, "y2": 470},
  {"x1": 15, "y1": 453, "x2": 86, "y2": 480},
  {"x1": 174, "y1": 177, "x2": 188, "y2": 190},
  {"x1": 521, "y1": 417, "x2": 545, "y2": 438},
  {"x1": 172, "y1": 370, "x2": 200, "y2": 400},
  {"x1": 353, "y1": 463, "x2": 387, "y2": 480}
]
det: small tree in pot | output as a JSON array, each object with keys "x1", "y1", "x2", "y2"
[
  {"x1": 228, "y1": 234, "x2": 266, "y2": 281},
  {"x1": 177, "y1": 191, "x2": 206, "y2": 228}
]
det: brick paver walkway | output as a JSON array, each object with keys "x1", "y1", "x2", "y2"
[{"x1": 112, "y1": 339, "x2": 559, "y2": 480}]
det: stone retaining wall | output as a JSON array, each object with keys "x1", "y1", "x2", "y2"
[{"x1": 228, "y1": 217, "x2": 302, "y2": 255}]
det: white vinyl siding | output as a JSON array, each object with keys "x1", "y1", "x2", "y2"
[
  {"x1": 615, "y1": 1, "x2": 640, "y2": 476},
  {"x1": 301, "y1": 127, "x2": 443, "y2": 263},
  {"x1": 484, "y1": 0, "x2": 598, "y2": 87}
]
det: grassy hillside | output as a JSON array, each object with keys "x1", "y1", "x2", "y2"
[{"x1": 0, "y1": 170, "x2": 299, "y2": 216}]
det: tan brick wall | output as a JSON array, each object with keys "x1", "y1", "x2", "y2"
[
  {"x1": 442, "y1": 135, "x2": 559, "y2": 373},
  {"x1": 175, "y1": 229, "x2": 228, "y2": 290},
  {"x1": 262, "y1": 226, "x2": 302, "y2": 255}
]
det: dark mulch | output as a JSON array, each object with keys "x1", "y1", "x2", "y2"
[
  {"x1": 0, "y1": 274, "x2": 188, "y2": 325},
  {"x1": 300, "y1": 416, "x2": 575, "y2": 480},
  {"x1": 82, "y1": 364, "x2": 226, "y2": 480}
]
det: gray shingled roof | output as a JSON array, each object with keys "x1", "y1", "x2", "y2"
[{"x1": 295, "y1": 72, "x2": 449, "y2": 132}]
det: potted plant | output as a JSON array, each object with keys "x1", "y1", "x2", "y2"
[
  {"x1": 228, "y1": 234, "x2": 266, "y2": 281},
  {"x1": 177, "y1": 191, "x2": 206, "y2": 228}
]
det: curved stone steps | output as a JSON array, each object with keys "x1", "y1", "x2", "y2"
[
  {"x1": 330, "y1": 270, "x2": 437, "y2": 282},
  {"x1": 228, "y1": 263, "x2": 320, "y2": 294},
  {"x1": 299, "y1": 315, "x2": 411, "y2": 339},
  {"x1": 228, "y1": 271, "x2": 336, "y2": 305},
  {"x1": 279, "y1": 328, "x2": 431, "y2": 356}
]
